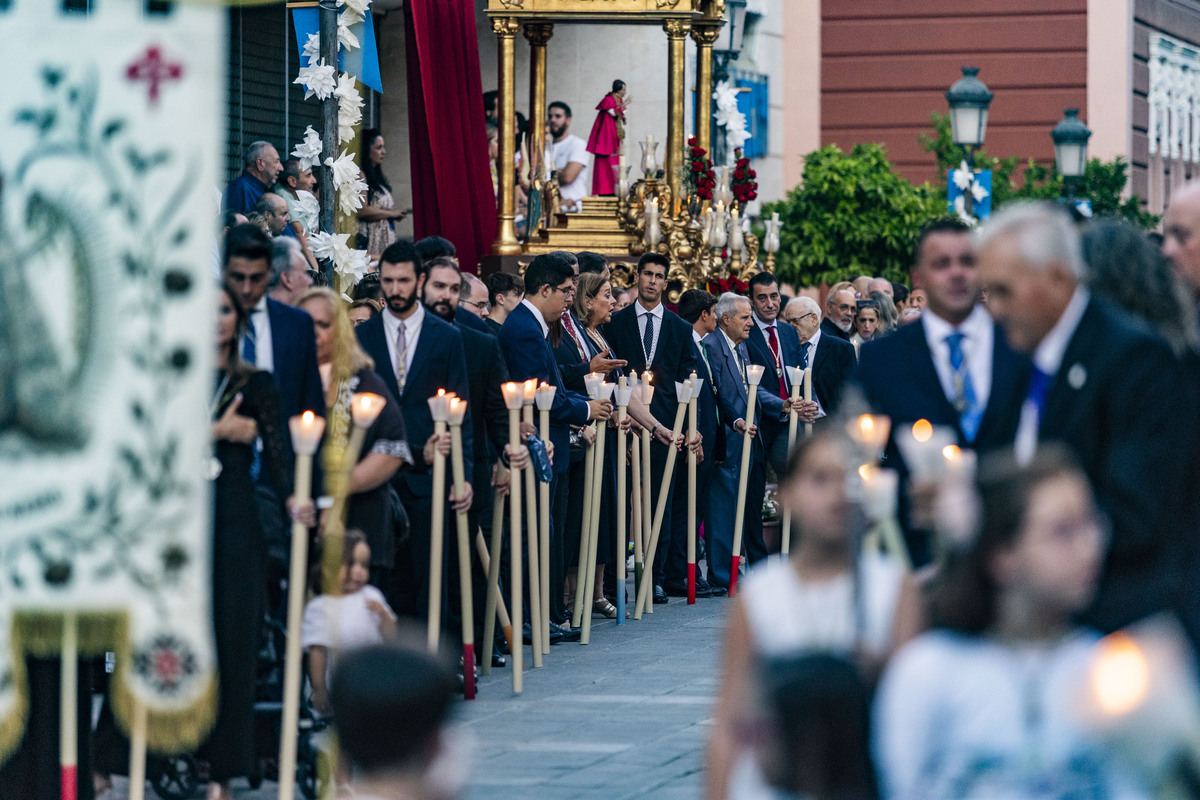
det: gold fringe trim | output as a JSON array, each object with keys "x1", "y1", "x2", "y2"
[{"x1": 1, "y1": 610, "x2": 218, "y2": 762}]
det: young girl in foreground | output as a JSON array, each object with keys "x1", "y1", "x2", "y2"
[
  {"x1": 707, "y1": 433, "x2": 904, "y2": 800},
  {"x1": 874, "y1": 447, "x2": 1151, "y2": 799},
  {"x1": 302, "y1": 529, "x2": 398, "y2": 714}
]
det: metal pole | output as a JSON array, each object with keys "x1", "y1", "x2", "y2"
[{"x1": 318, "y1": 0, "x2": 338, "y2": 286}]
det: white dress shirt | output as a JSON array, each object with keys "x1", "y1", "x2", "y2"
[
  {"x1": 1015, "y1": 288, "x2": 1090, "y2": 464},
  {"x1": 922, "y1": 304, "x2": 994, "y2": 413},
  {"x1": 381, "y1": 301, "x2": 425, "y2": 385},
  {"x1": 637, "y1": 300, "x2": 665, "y2": 365},
  {"x1": 802, "y1": 327, "x2": 826, "y2": 419},
  {"x1": 520, "y1": 297, "x2": 550, "y2": 338},
  {"x1": 249, "y1": 296, "x2": 274, "y2": 373}
]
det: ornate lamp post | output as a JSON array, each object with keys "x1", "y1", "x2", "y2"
[
  {"x1": 1052, "y1": 108, "x2": 1092, "y2": 204},
  {"x1": 945, "y1": 67, "x2": 993, "y2": 216}
]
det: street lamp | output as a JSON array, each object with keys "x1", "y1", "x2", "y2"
[
  {"x1": 945, "y1": 67, "x2": 994, "y2": 168},
  {"x1": 712, "y1": 0, "x2": 747, "y2": 84},
  {"x1": 1051, "y1": 108, "x2": 1092, "y2": 203}
]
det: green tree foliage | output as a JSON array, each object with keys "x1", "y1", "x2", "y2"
[
  {"x1": 762, "y1": 143, "x2": 944, "y2": 287},
  {"x1": 919, "y1": 113, "x2": 1158, "y2": 228}
]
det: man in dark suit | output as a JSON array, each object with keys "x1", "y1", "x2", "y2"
[
  {"x1": 781, "y1": 296, "x2": 856, "y2": 418},
  {"x1": 702, "y1": 293, "x2": 765, "y2": 591},
  {"x1": 857, "y1": 218, "x2": 1029, "y2": 565},
  {"x1": 223, "y1": 224, "x2": 324, "y2": 427},
  {"x1": 601, "y1": 253, "x2": 697, "y2": 603},
  {"x1": 664, "y1": 290, "x2": 726, "y2": 597},
  {"x1": 744, "y1": 271, "x2": 815, "y2": 474},
  {"x1": 977, "y1": 202, "x2": 1198, "y2": 638},
  {"x1": 499, "y1": 252, "x2": 612, "y2": 630},
  {"x1": 356, "y1": 240, "x2": 474, "y2": 626},
  {"x1": 821, "y1": 287, "x2": 856, "y2": 342}
]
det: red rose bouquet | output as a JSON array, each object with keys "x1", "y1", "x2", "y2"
[
  {"x1": 731, "y1": 147, "x2": 758, "y2": 205},
  {"x1": 684, "y1": 136, "x2": 717, "y2": 201}
]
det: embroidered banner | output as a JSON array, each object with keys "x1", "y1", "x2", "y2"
[{"x1": 0, "y1": 0, "x2": 223, "y2": 756}]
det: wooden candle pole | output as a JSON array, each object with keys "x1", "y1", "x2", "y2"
[
  {"x1": 635, "y1": 380, "x2": 691, "y2": 619},
  {"x1": 521, "y1": 381, "x2": 543, "y2": 666},
  {"x1": 60, "y1": 613, "x2": 77, "y2": 800},
  {"x1": 572, "y1": 374, "x2": 603, "y2": 629},
  {"x1": 580, "y1": 382, "x2": 615, "y2": 644},
  {"x1": 781, "y1": 367, "x2": 803, "y2": 557},
  {"x1": 729, "y1": 366, "x2": 765, "y2": 598},
  {"x1": 427, "y1": 392, "x2": 451, "y2": 653},
  {"x1": 687, "y1": 371, "x2": 700, "y2": 605},
  {"x1": 535, "y1": 383, "x2": 557, "y2": 655},
  {"x1": 475, "y1": 527, "x2": 514, "y2": 665},
  {"x1": 127, "y1": 700, "x2": 148, "y2": 800},
  {"x1": 448, "y1": 398, "x2": 476, "y2": 699},
  {"x1": 640, "y1": 380, "x2": 655, "y2": 613},
  {"x1": 615, "y1": 378, "x2": 632, "y2": 626},
  {"x1": 480, "y1": 480, "x2": 505, "y2": 676},
  {"x1": 630, "y1": 421, "x2": 644, "y2": 594},
  {"x1": 803, "y1": 366, "x2": 813, "y2": 438},
  {"x1": 278, "y1": 410, "x2": 326, "y2": 800},
  {"x1": 501, "y1": 382, "x2": 525, "y2": 692}
]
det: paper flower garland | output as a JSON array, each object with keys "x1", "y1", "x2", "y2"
[
  {"x1": 713, "y1": 80, "x2": 751, "y2": 165},
  {"x1": 309, "y1": 232, "x2": 370, "y2": 283},
  {"x1": 335, "y1": 73, "x2": 364, "y2": 145},
  {"x1": 294, "y1": 59, "x2": 336, "y2": 101},
  {"x1": 291, "y1": 126, "x2": 323, "y2": 171},
  {"x1": 301, "y1": 33, "x2": 320, "y2": 64},
  {"x1": 951, "y1": 159, "x2": 990, "y2": 225}
]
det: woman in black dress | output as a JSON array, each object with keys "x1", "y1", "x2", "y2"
[{"x1": 206, "y1": 284, "x2": 293, "y2": 800}]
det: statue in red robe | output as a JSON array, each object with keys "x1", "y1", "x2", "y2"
[{"x1": 586, "y1": 80, "x2": 628, "y2": 196}]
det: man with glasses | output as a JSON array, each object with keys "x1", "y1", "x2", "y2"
[
  {"x1": 822, "y1": 288, "x2": 856, "y2": 341},
  {"x1": 782, "y1": 295, "x2": 856, "y2": 420},
  {"x1": 602, "y1": 253, "x2": 697, "y2": 604},
  {"x1": 459, "y1": 273, "x2": 492, "y2": 322}
]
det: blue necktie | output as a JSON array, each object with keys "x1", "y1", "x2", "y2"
[
  {"x1": 642, "y1": 312, "x2": 655, "y2": 364},
  {"x1": 946, "y1": 332, "x2": 982, "y2": 442},
  {"x1": 1027, "y1": 365, "x2": 1052, "y2": 422},
  {"x1": 242, "y1": 325, "x2": 257, "y2": 366},
  {"x1": 799, "y1": 341, "x2": 811, "y2": 370}
]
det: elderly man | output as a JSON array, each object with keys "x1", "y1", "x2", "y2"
[
  {"x1": 224, "y1": 141, "x2": 282, "y2": 214},
  {"x1": 266, "y1": 237, "x2": 313, "y2": 307},
  {"x1": 459, "y1": 272, "x2": 492, "y2": 323},
  {"x1": 782, "y1": 296, "x2": 856, "y2": 418},
  {"x1": 254, "y1": 193, "x2": 291, "y2": 237},
  {"x1": 821, "y1": 287, "x2": 856, "y2": 341},
  {"x1": 868, "y1": 277, "x2": 893, "y2": 298},
  {"x1": 702, "y1": 293, "x2": 765, "y2": 592},
  {"x1": 977, "y1": 202, "x2": 1197, "y2": 639},
  {"x1": 1163, "y1": 182, "x2": 1200, "y2": 315}
]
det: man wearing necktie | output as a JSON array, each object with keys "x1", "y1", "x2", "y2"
[
  {"x1": 744, "y1": 272, "x2": 816, "y2": 476},
  {"x1": 977, "y1": 202, "x2": 1199, "y2": 645}
]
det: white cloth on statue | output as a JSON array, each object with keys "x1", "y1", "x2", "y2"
[
  {"x1": 874, "y1": 628, "x2": 1150, "y2": 800},
  {"x1": 301, "y1": 584, "x2": 394, "y2": 686},
  {"x1": 381, "y1": 301, "x2": 425, "y2": 384},
  {"x1": 249, "y1": 296, "x2": 274, "y2": 373},
  {"x1": 1014, "y1": 287, "x2": 1090, "y2": 464},
  {"x1": 922, "y1": 304, "x2": 994, "y2": 412},
  {"x1": 549, "y1": 134, "x2": 590, "y2": 206}
]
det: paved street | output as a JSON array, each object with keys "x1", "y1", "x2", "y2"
[{"x1": 108, "y1": 576, "x2": 730, "y2": 800}]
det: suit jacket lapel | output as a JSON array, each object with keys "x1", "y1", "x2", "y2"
[
  {"x1": 402, "y1": 316, "x2": 436, "y2": 400},
  {"x1": 1041, "y1": 300, "x2": 1100, "y2": 432},
  {"x1": 811, "y1": 336, "x2": 828, "y2": 373},
  {"x1": 913, "y1": 319, "x2": 962, "y2": 430}
]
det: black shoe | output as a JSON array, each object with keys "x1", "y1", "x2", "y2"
[
  {"x1": 491, "y1": 652, "x2": 507, "y2": 668},
  {"x1": 552, "y1": 621, "x2": 582, "y2": 642},
  {"x1": 706, "y1": 581, "x2": 728, "y2": 597},
  {"x1": 694, "y1": 576, "x2": 717, "y2": 598},
  {"x1": 653, "y1": 585, "x2": 669, "y2": 604},
  {"x1": 661, "y1": 580, "x2": 689, "y2": 597},
  {"x1": 526, "y1": 622, "x2": 565, "y2": 645}
]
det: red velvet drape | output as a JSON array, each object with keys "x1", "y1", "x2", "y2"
[{"x1": 404, "y1": 0, "x2": 497, "y2": 273}]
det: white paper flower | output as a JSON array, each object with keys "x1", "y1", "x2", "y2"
[
  {"x1": 308, "y1": 231, "x2": 351, "y2": 264},
  {"x1": 335, "y1": 73, "x2": 364, "y2": 143},
  {"x1": 336, "y1": 247, "x2": 371, "y2": 283},
  {"x1": 337, "y1": 13, "x2": 360, "y2": 51},
  {"x1": 291, "y1": 125, "x2": 324, "y2": 171},
  {"x1": 338, "y1": 0, "x2": 372, "y2": 19},
  {"x1": 302, "y1": 33, "x2": 321, "y2": 64},
  {"x1": 324, "y1": 149, "x2": 360, "y2": 190},
  {"x1": 337, "y1": 176, "x2": 367, "y2": 216},
  {"x1": 294, "y1": 59, "x2": 336, "y2": 101},
  {"x1": 712, "y1": 80, "x2": 751, "y2": 163},
  {"x1": 296, "y1": 190, "x2": 320, "y2": 224}
]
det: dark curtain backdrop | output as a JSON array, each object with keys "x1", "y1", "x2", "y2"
[{"x1": 404, "y1": 0, "x2": 497, "y2": 272}]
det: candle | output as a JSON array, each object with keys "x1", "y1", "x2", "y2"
[
  {"x1": 845, "y1": 413, "x2": 891, "y2": 460},
  {"x1": 895, "y1": 419, "x2": 957, "y2": 481},
  {"x1": 859, "y1": 464, "x2": 899, "y2": 521},
  {"x1": 501, "y1": 381, "x2": 524, "y2": 410},
  {"x1": 288, "y1": 410, "x2": 326, "y2": 455},
  {"x1": 745, "y1": 364, "x2": 766, "y2": 386},
  {"x1": 522, "y1": 378, "x2": 537, "y2": 404},
  {"x1": 534, "y1": 382, "x2": 557, "y2": 411},
  {"x1": 350, "y1": 392, "x2": 386, "y2": 428},
  {"x1": 729, "y1": 207, "x2": 744, "y2": 254}
]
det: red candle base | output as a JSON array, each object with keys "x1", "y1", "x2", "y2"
[
  {"x1": 463, "y1": 644, "x2": 476, "y2": 700},
  {"x1": 61, "y1": 765, "x2": 77, "y2": 800},
  {"x1": 687, "y1": 562, "x2": 696, "y2": 605},
  {"x1": 728, "y1": 556, "x2": 741, "y2": 598}
]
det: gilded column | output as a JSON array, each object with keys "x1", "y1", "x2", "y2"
[
  {"x1": 492, "y1": 17, "x2": 522, "y2": 256},
  {"x1": 690, "y1": 22, "x2": 721, "y2": 158},
  {"x1": 663, "y1": 18, "x2": 691, "y2": 205},
  {"x1": 524, "y1": 22, "x2": 554, "y2": 185}
]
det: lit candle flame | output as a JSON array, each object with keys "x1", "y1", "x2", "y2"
[
  {"x1": 859, "y1": 415, "x2": 874, "y2": 436},
  {"x1": 943, "y1": 444, "x2": 962, "y2": 462},
  {"x1": 858, "y1": 464, "x2": 875, "y2": 482},
  {"x1": 437, "y1": 388, "x2": 446, "y2": 397},
  {"x1": 912, "y1": 419, "x2": 933, "y2": 443},
  {"x1": 301, "y1": 410, "x2": 315, "y2": 425},
  {"x1": 1092, "y1": 632, "x2": 1150, "y2": 716}
]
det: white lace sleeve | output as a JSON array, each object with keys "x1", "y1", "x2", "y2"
[{"x1": 370, "y1": 439, "x2": 413, "y2": 465}]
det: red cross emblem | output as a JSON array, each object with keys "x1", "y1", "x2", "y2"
[{"x1": 125, "y1": 46, "x2": 183, "y2": 106}]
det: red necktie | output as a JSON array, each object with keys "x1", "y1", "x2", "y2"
[
  {"x1": 561, "y1": 313, "x2": 587, "y2": 357},
  {"x1": 766, "y1": 325, "x2": 787, "y2": 399}
]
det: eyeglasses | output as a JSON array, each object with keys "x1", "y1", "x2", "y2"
[
  {"x1": 463, "y1": 299, "x2": 490, "y2": 313},
  {"x1": 783, "y1": 313, "x2": 816, "y2": 325}
]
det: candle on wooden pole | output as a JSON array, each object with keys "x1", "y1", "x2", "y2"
[
  {"x1": 639, "y1": 374, "x2": 655, "y2": 612},
  {"x1": 846, "y1": 413, "x2": 891, "y2": 465},
  {"x1": 780, "y1": 367, "x2": 805, "y2": 557},
  {"x1": 572, "y1": 372, "x2": 605, "y2": 628},
  {"x1": 580, "y1": 381, "x2": 615, "y2": 644},
  {"x1": 127, "y1": 699, "x2": 148, "y2": 800},
  {"x1": 627, "y1": 374, "x2": 645, "y2": 594},
  {"x1": 501, "y1": 381, "x2": 525, "y2": 692},
  {"x1": 859, "y1": 464, "x2": 910, "y2": 570},
  {"x1": 614, "y1": 378, "x2": 633, "y2": 625},
  {"x1": 635, "y1": 379, "x2": 692, "y2": 618},
  {"x1": 479, "y1": 492, "x2": 510, "y2": 676},
  {"x1": 535, "y1": 382, "x2": 557, "y2": 654},
  {"x1": 729, "y1": 365, "x2": 765, "y2": 598},
  {"x1": 803, "y1": 367, "x2": 813, "y2": 438},
  {"x1": 60, "y1": 612, "x2": 77, "y2": 800},
  {"x1": 520, "y1": 379, "x2": 542, "y2": 666},
  {"x1": 278, "y1": 409, "x2": 326, "y2": 800},
  {"x1": 448, "y1": 397, "x2": 476, "y2": 698},
  {"x1": 686, "y1": 372, "x2": 702, "y2": 604},
  {"x1": 426, "y1": 391, "x2": 451, "y2": 653}
]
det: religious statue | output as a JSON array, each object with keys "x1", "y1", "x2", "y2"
[{"x1": 586, "y1": 79, "x2": 628, "y2": 197}]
